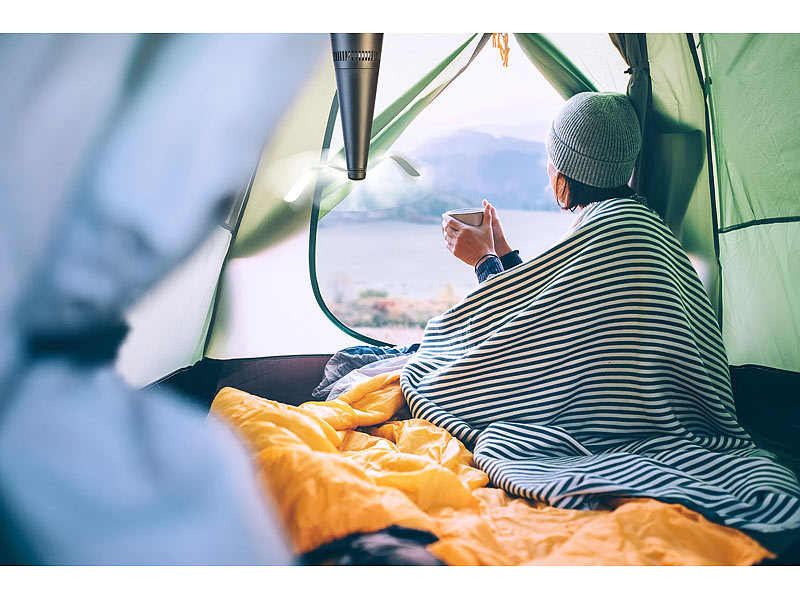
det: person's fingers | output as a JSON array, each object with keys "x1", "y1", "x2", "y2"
[
  {"x1": 490, "y1": 204, "x2": 502, "y2": 228},
  {"x1": 482, "y1": 203, "x2": 492, "y2": 230},
  {"x1": 443, "y1": 216, "x2": 463, "y2": 231}
]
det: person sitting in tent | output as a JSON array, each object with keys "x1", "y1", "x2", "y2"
[
  {"x1": 441, "y1": 91, "x2": 644, "y2": 282},
  {"x1": 417, "y1": 91, "x2": 800, "y2": 535}
]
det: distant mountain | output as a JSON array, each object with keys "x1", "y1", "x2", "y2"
[
  {"x1": 321, "y1": 129, "x2": 558, "y2": 226},
  {"x1": 415, "y1": 129, "x2": 555, "y2": 212},
  {"x1": 415, "y1": 129, "x2": 540, "y2": 157}
]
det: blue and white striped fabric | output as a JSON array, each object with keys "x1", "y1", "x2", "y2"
[{"x1": 401, "y1": 198, "x2": 800, "y2": 533}]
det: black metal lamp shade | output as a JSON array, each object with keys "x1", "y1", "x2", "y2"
[{"x1": 330, "y1": 33, "x2": 383, "y2": 180}]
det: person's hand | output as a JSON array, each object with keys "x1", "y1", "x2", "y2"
[
  {"x1": 483, "y1": 199, "x2": 512, "y2": 257},
  {"x1": 442, "y1": 203, "x2": 495, "y2": 267}
]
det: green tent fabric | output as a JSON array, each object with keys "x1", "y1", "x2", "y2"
[
  {"x1": 609, "y1": 33, "x2": 650, "y2": 194},
  {"x1": 701, "y1": 33, "x2": 800, "y2": 371},
  {"x1": 641, "y1": 34, "x2": 719, "y2": 315},
  {"x1": 514, "y1": 33, "x2": 597, "y2": 99},
  {"x1": 702, "y1": 34, "x2": 800, "y2": 230},
  {"x1": 719, "y1": 222, "x2": 800, "y2": 371}
]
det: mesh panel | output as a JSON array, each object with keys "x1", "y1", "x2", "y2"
[
  {"x1": 720, "y1": 221, "x2": 800, "y2": 372},
  {"x1": 702, "y1": 34, "x2": 800, "y2": 230}
]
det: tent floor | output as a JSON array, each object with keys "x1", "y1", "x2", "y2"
[{"x1": 155, "y1": 355, "x2": 800, "y2": 564}]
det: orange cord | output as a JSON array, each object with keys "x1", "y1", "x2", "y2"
[{"x1": 492, "y1": 33, "x2": 510, "y2": 67}]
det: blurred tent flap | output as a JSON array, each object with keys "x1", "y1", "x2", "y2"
[
  {"x1": 1, "y1": 32, "x2": 329, "y2": 566},
  {"x1": 116, "y1": 33, "x2": 798, "y2": 458}
]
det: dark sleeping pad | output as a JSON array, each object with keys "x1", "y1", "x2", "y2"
[
  {"x1": 753, "y1": 527, "x2": 800, "y2": 565},
  {"x1": 299, "y1": 525, "x2": 444, "y2": 566}
]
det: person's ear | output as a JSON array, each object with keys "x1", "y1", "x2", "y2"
[{"x1": 555, "y1": 172, "x2": 570, "y2": 210}]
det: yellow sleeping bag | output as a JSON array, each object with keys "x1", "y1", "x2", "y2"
[{"x1": 210, "y1": 371, "x2": 771, "y2": 565}]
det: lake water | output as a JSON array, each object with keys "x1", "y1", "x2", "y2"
[
  {"x1": 315, "y1": 209, "x2": 576, "y2": 345},
  {"x1": 316, "y1": 209, "x2": 575, "y2": 298}
]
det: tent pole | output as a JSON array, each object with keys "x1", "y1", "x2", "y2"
[
  {"x1": 307, "y1": 91, "x2": 388, "y2": 346},
  {"x1": 199, "y1": 161, "x2": 260, "y2": 359},
  {"x1": 686, "y1": 33, "x2": 723, "y2": 327}
]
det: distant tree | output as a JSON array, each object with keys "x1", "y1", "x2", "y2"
[
  {"x1": 438, "y1": 282, "x2": 459, "y2": 305},
  {"x1": 326, "y1": 272, "x2": 352, "y2": 304},
  {"x1": 358, "y1": 288, "x2": 389, "y2": 299}
]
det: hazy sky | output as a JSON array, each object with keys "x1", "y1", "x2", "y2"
[
  {"x1": 389, "y1": 34, "x2": 563, "y2": 150},
  {"x1": 331, "y1": 33, "x2": 629, "y2": 154}
]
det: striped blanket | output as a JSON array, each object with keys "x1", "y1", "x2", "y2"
[{"x1": 401, "y1": 197, "x2": 800, "y2": 533}]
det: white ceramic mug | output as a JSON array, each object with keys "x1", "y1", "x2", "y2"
[{"x1": 444, "y1": 207, "x2": 484, "y2": 227}]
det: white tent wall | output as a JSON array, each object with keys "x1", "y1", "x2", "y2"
[
  {"x1": 205, "y1": 222, "x2": 360, "y2": 358},
  {"x1": 205, "y1": 55, "x2": 362, "y2": 359},
  {"x1": 116, "y1": 225, "x2": 232, "y2": 388},
  {"x1": 114, "y1": 43, "x2": 353, "y2": 387}
]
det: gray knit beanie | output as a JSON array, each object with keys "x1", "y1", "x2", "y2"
[{"x1": 545, "y1": 92, "x2": 642, "y2": 189}]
